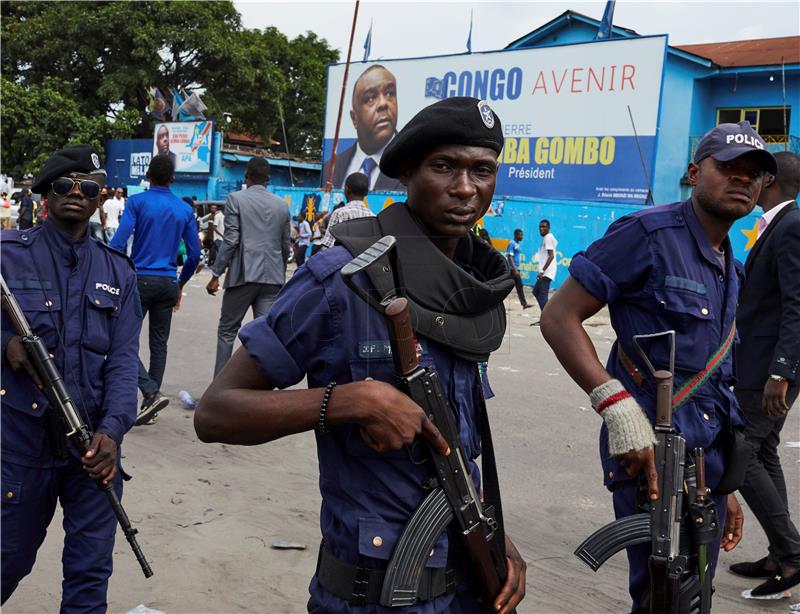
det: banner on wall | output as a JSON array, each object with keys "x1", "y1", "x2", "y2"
[
  {"x1": 152, "y1": 121, "x2": 213, "y2": 173},
  {"x1": 322, "y1": 36, "x2": 667, "y2": 204}
]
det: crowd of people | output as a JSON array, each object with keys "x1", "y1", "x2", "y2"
[{"x1": 1, "y1": 97, "x2": 799, "y2": 614}]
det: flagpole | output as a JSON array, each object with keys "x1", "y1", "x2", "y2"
[{"x1": 325, "y1": 0, "x2": 361, "y2": 193}]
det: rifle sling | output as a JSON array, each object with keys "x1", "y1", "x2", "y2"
[
  {"x1": 616, "y1": 323, "x2": 736, "y2": 408},
  {"x1": 476, "y1": 376, "x2": 507, "y2": 556}
]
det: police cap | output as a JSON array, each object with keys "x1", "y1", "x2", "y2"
[
  {"x1": 380, "y1": 97, "x2": 503, "y2": 178},
  {"x1": 32, "y1": 145, "x2": 106, "y2": 195},
  {"x1": 694, "y1": 121, "x2": 777, "y2": 175}
]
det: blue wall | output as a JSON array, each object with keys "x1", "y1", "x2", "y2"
[
  {"x1": 269, "y1": 187, "x2": 762, "y2": 290},
  {"x1": 105, "y1": 132, "x2": 320, "y2": 201}
]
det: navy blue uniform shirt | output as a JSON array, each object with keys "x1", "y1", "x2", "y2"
[
  {"x1": 1, "y1": 222, "x2": 142, "y2": 465},
  {"x1": 238, "y1": 246, "x2": 485, "y2": 612},
  {"x1": 569, "y1": 199, "x2": 744, "y2": 490}
]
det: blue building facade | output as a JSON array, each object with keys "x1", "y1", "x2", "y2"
[
  {"x1": 104, "y1": 131, "x2": 321, "y2": 202},
  {"x1": 107, "y1": 11, "x2": 797, "y2": 290}
]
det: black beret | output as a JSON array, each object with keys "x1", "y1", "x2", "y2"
[
  {"x1": 380, "y1": 97, "x2": 504, "y2": 178},
  {"x1": 32, "y1": 145, "x2": 106, "y2": 195}
]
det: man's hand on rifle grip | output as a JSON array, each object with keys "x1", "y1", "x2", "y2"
[
  {"x1": 5, "y1": 335, "x2": 44, "y2": 389},
  {"x1": 349, "y1": 380, "x2": 450, "y2": 456},
  {"x1": 82, "y1": 432, "x2": 118, "y2": 486},
  {"x1": 616, "y1": 446, "x2": 659, "y2": 501},
  {"x1": 494, "y1": 535, "x2": 526, "y2": 613},
  {"x1": 721, "y1": 493, "x2": 744, "y2": 552}
]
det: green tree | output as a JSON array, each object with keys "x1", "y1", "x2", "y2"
[
  {"x1": 1, "y1": 77, "x2": 138, "y2": 178},
  {"x1": 1, "y1": 1, "x2": 339, "y2": 173}
]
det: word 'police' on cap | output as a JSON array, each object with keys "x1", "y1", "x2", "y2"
[
  {"x1": 694, "y1": 121, "x2": 777, "y2": 175},
  {"x1": 380, "y1": 97, "x2": 504, "y2": 178},
  {"x1": 32, "y1": 145, "x2": 106, "y2": 195}
]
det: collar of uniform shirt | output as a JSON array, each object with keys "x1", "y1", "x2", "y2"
[{"x1": 760, "y1": 199, "x2": 793, "y2": 232}]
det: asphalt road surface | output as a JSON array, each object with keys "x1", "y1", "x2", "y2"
[{"x1": 6, "y1": 266, "x2": 799, "y2": 613}]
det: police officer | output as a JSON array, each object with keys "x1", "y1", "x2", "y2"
[
  {"x1": 195, "y1": 97, "x2": 527, "y2": 613},
  {"x1": 540, "y1": 121, "x2": 778, "y2": 612},
  {"x1": 1, "y1": 146, "x2": 142, "y2": 610}
]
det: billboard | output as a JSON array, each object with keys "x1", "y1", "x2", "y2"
[
  {"x1": 322, "y1": 36, "x2": 667, "y2": 204},
  {"x1": 152, "y1": 121, "x2": 213, "y2": 173}
]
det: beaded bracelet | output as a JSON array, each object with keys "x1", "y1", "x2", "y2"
[{"x1": 318, "y1": 381, "x2": 337, "y2": 434}]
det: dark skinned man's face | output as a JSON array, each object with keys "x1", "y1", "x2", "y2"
[
  {"x1": 156, "y1": 127, "x2": 170, "y2": 156},
  {"x1": 688, "y1": 152, "x2": 766, "y2": 222},
  {"x1": 401, "y1": 145, "x2": 498, "y2": 241},
  {"x1": 350, "y1": 68, "x2": 398, "y2": 155},
  {"x1": 539, "y1": 222, "x2": 549, "y2": 237},
  {"x1": 47, "y1": 172, "x2": 106, "y2": 228}
]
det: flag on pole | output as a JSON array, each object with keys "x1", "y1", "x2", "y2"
[
  {"x1": 178, "y1": 92, "x2": 208, "y2": 120},
  {"x1": 147, "y1": 88, "x2": 171, "y2": 121},
  {"x1": 363, "y1": 20, "x2": 372, "y2": 62},
  {"x1": 466, "y1": 9, "x2": 473, "y2": 53},
  {"x1": 170, "y1": 88, "x2": 185, "y2": 121},
  {"x1": 595, "y1": 0, "x2": 616, "y2": 40}
]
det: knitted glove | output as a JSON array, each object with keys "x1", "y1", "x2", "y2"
[{"x1": 590, "y1": 379, "x2": 656, "y2": 456}]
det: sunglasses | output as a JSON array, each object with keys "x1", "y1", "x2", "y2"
[{"x1": 51, "y1": 177, "x2": 102, "y2": 199}]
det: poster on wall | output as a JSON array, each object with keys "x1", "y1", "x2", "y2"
[
  {"x1": 152, "y1": 121, "x2": 213, "y2": 173},
  {"x1": 322, "y1": 36, "x2": 667, "y2": 204}
]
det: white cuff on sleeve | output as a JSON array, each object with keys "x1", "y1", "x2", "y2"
[{"x1": 590, "y1": 379, "x2": 656, "y2": 456}]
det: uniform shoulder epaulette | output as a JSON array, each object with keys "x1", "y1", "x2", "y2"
[
  {"x1": 0, "y1": 228, "x2": 40, "y2": 246},
  {"x1": 305, "y1": 246, "x2": 353, "y2": 282},
  {"x1": 97, "y1": 240, "x2": 136, "y2": 271},
  {"x1": 636, "y1": 202, "x2": 686, "y2": 234}
]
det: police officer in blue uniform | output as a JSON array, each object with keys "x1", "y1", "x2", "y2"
[
  {"x1": 540, "y1": 121, "x2": 778, "y2": 612},
  {"x1": 1, "y1": 146, "x2": 142, "y2": 611},
  {"x1": 195, "y1": 98, "x2": 527, "y2": 613}
]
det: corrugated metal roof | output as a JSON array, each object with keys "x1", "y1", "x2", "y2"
[
  {"x1": 675, "y1": 36, "x2": 800, "y2": 68},
  {"x1": 221, "y1": 153, "x2": 320, "y2": 171}
]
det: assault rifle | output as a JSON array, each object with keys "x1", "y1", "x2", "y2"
[
  {"x1": 575, "y1": 331, "x2": 694, "y2": 614},
  {"x1": 0, "y1": 275, "x2": 153, "y2": 579},
  {"x1": 341, "y1": 236, "x2": 508, "y2": 609}
]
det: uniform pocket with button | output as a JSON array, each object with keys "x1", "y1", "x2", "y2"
[
  {"x1": 357, "y1": 515, "x2": 448, "y2": 568},
  {"x1": 0, "y1": 478, "x2": 23, "y2": 552},
  {"x1": 83, "y1": 291, "x2": 120, "y2": 354},
  {"x1": 12, "y1": 291, "x2": 62, "y2": 349},
  {"x1": 653, "y1": 287, "x2": 714, "y2": 372}
]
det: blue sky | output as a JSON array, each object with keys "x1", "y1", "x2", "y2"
[{"x1": 235, "y1": 1, "x2": 799, "y2": 60}]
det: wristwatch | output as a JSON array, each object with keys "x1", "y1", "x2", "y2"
[{"x1": 769, "y1": 374, "x2": 788, "y2": 383}]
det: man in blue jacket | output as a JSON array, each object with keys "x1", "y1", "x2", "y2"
[
  {"x1": 1, "y1": 145, "x2": 141, "y2": 610},
  {"x1": 110, "y1": 154, "x2": 200, "y2": 425}
]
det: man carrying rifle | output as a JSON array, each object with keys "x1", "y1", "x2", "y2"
[
  {"x1": 195, "y1": 97, "x2": 526, "y2": 613},
  {"x1": 541, "y1": 122, "x2": 777, "y2": 612},
  {"x1": 1, "y1": 146, "x2": 142, "y2": 610}
]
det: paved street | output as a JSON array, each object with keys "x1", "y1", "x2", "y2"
[{"x1": 6, "y1": 266, "x2": 799, "y2": 613}]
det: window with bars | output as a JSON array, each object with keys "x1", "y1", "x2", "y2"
[{"x1": 717, "y1": 107, "x2": 791, "y2": 140}]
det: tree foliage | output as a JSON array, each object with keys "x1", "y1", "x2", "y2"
[{"x1": 1, "y1": 1, "x2": 339, "y2": 177}]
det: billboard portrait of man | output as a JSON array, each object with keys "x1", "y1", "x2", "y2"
[
  {"x1": 324, "y1": 65, "x2": 404, "y2": 191},
  {"x1": 155, "y1": 125, "x2": 177, "y2": 167}
]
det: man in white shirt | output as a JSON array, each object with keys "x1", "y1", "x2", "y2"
[
  {"x1": 212, "y1": 206, "x2": 224, "y2": 254},
  {"x1": 533, "y1": 219, "x2": 558, "y2": 310},
  {"x1": 103, "y1": 188, "x2": 125, "y2": 242},
  {"x1": 321, "y1": 172, "x2": 375, "y2": 249},
  {"x1": 295, "y1": 213, "x2": 312, "y2": 267}
]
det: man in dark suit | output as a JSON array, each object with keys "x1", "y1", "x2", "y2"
[
  {"x1": 731, "y1": 151, "x2": 800, "y2": 596},
  {"x1": 323, "y1": 65, "x2": 404, "y2": 191}
]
